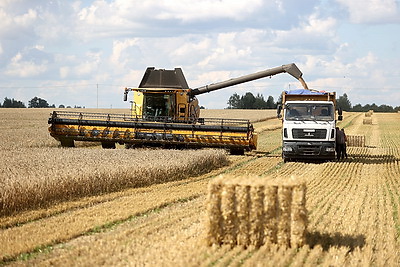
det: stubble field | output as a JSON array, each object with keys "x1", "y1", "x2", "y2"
[{"x1": 0, "y1": 108, "x2": 399, "y2": 266}]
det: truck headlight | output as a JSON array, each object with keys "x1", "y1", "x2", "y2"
[
  {"x1": 283, "y1": 146, "x2": 293, "y2": 152},
  {"x1": 325, "y1": 147, "x2": 335, "y2": 152}
]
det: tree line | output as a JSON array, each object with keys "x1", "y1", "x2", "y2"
[
  {"x1": 336, "y1": 93, "x2": 400, "y2": 112},
  {"x1": 227, "y1": 92, "x2": 399, "y2": 112},
  {"x1": 227, "y1": 92, "x2": 277, "y2": 109},
  {"x1": 0, "y1": 97, "x2": 83, "y2": 109}
]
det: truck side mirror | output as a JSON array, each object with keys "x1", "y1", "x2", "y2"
[
  {"x1": 277, "y1": 104, "x2": 282, "y2": 119},
  {"x1": 123, "y1": 89, "x2": 128, "y2": 101},
  {"x1": 337, "y1": 108, "x2": 343, "y2": 121}
]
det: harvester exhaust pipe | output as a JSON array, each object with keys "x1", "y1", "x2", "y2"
[{"x1": 190, "y1": 63, "x2": 308, "y2": 97}]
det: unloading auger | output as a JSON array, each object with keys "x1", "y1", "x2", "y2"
[{"x1": 48, "y1": 63, "x2": 307, "y2": 154}]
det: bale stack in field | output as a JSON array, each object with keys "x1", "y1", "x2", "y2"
[
  {"x1": 363, "y1": 110, "x2": 373, "y2": 124},
  {"x1": 346, "y1": 135, "x2": 366, "y2": 147},
  {"x1": 206, "y1": 175, "x2": 307, "y2": 249}
]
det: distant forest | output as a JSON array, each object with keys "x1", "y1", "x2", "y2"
[
  {"x1": 227, "y1": 92, "x2": 400, "y2": 112},
  {"x1": 0, "y1": 97, "x2": 83, "y2": 109}
]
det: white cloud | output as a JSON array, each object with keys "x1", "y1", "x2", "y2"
[
  {"x1": 0, "y1": 1, "x2": 399, "y2": 109},
  {"x1": 110, "y1": 39, "x2": 139, "y2": 66},
  {"x1": 336, "y1": 0, "x2": 400, "y2": 24},
  {"x1": 270, "y1": 13, "x2": 338, "y2": 52},
  {"x1": 5, "y1": 52, "x2": 47, "y2": 77},
  {"x1": 59, "y1": 66, "x2": 69, "y2": 79},
  {"x1": 152, "y1": 0, "x2": 264, "y2": 22}
]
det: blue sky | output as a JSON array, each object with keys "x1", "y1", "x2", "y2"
[{"x1": 0, "y1": 0, "x2": 399, "y2": 109}]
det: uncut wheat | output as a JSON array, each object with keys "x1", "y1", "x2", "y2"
[{"x1": 0, "y1": 148, "x2": 228, "y2": 216}]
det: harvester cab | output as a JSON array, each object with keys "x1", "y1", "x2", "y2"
[
  {"x1": 48, "y1": 63, "x2": 307, "y2": 154},
  {"x1": 123, "y1": 67, "x2": 199, "y2": 122}
]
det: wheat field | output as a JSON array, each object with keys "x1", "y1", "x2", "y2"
[{"x1": 1, "y1": 108, "x2": 399, "y2": 266}]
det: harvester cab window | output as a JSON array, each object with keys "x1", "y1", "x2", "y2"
[{"x1": 143, "y1": 93, "x2": 175, "y2": 118}]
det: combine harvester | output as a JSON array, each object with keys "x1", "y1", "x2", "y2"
[{"x1": 48, "y1": 63, "x2": 308, "y2": 154}]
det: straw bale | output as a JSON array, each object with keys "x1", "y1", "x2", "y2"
[
  {"x1": 221, "y1": 183, "x2": 237, "y2": 246},
  {"x1": 235, "y1": 183, "x2": 251, "y2": 247},
  {"x1": 363, "y1": 118, "x2": 372, "y2": 125},
  {"x1": 364, "y1": 112, "x2": 372, "y2": 117},
  {"x1": 276, "y1": 186, "x2": 292, "y2": 247},
  {"x1": 290, "y1": 184, "x2": 307, "y2": 247},
  {"x1": 249, "y1": 185, "x2": 265, "y2": 247},
  {"x1": 206, "y1": 175, "x2": 307, "y2": 249},
  {"x1": 346, "y1": 135, "x2": 365, "y2": 147},
  {"x1": 206, "y1": 182, "x2": 223, "y2": 246},
  {"x1": 263, "y1": 185, "x2": 278, "y2": 244}
]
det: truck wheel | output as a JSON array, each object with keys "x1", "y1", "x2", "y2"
[
  {"x1": 60, "y1": 138, "x2": 74, "y2": 147},
  {"x1": 101, "y1": 142, "x2": 116, "y2": 149}
]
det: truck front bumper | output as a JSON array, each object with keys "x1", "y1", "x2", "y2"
[{"x1": 282, "y1": 141, "x2": 335, "y2": 161}]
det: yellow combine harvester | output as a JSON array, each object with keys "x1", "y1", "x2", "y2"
[{"x1": 48, "y1": 63, "x2": 307, "y2": 154}]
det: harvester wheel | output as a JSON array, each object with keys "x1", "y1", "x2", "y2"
[
  {"x1": 60, "y1": 138, "x2": 75, "y2": 147},
  {"x1": 229, "y1": 148, "x2": 245, "y2": 155},
  {"x1": 101, "y1": 142, "x2": 116, "y2": 149}
]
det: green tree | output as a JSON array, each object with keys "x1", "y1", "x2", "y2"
[
  {"x1": 253, "y1": 93, "x2": 267, "y2": 109},
  {"x1": 266, "y1": 95, "x2": 276, "y2": 109},
  {"x1": 241, "y1": 92, "x2": 256, "y2": 109},
  {"x1": 227, "y1": 93, "x2": 241, "y2": 109},
  {"x1": 336, "y1": 93, "x2": 352, "y2": 111},
  {"x1": 29, "y1": 97, "x2": 50, "y2": 108},
  {"x1": 2, "y1": 97, "x2": 26, "y2": 108}
]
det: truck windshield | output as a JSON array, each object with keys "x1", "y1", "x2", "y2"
[
  {"x1": 143, "y1": 93, "x2": 175, "y2": 118},
  {"x1": 285, "y1": 104, "x2": 334, "y2": 121}
]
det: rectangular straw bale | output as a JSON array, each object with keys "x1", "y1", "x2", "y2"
[
  {"x1": 346, "y1": 135, "x2": 365, "y2": 147},
  {"x1": 206, "y1": 181, "x2": 223, "y2": 246},
  {"x1": 249, "y1": 185, "x2": 265, "y2": 248},
  {"x1": 263, "y1": 185, "x2": 278, "y2": 244},
  {"x1": 363, "y1": 118, "x2": 372, "y2": 125},
  {"x1": 235, "y1": 183, "x2": 251, "y2": 247},
  {"x1": 220, "y1": 183, "x2": 237, "y2": 247},
  {"x1": 276, "y1": 186, "x2": 293, "y2": 247},
  {"x1": 364, "y1": 112, "x2": 372, "y2": 117},
  {"x1": 290, "y1": 184, "x2": 307, "y2": 248},
  {"x1": 206, "y1": 175, "x2": 307, "y2": 249}
]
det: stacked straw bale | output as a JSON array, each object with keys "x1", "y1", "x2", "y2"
[
  {"x1": 206, "y1": 175, "x2": 307, "y2": 249},
  {"x1": 346, "y1": 135, "x2": 365, "y2": 147},
  {"x1": 364, "y1": 110, "x2": 373, "y2": 124}
]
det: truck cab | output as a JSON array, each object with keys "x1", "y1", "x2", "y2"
[{"x1": 279, "y1": 89, "x2": 341, "y2": 162}]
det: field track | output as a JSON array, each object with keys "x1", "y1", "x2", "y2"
[{"x1": 1, "y1": 109, "x2": 399, "y2": 266}]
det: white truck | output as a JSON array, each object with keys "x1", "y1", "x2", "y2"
[{"x1": 277, "y1": 89, "x2": 343, "y2": 162}]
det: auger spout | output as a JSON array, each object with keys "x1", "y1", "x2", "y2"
[{"x1": 189, "y1": 63, "x2": 308, "y2": 97}]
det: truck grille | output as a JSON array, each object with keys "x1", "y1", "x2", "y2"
[{"x1": 292, "y1": 129, "x2": 327, "y2": 139}]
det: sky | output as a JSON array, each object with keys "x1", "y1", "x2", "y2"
[{"x1": 0, "y1": 0, "x2": 399, "y2": 109}]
